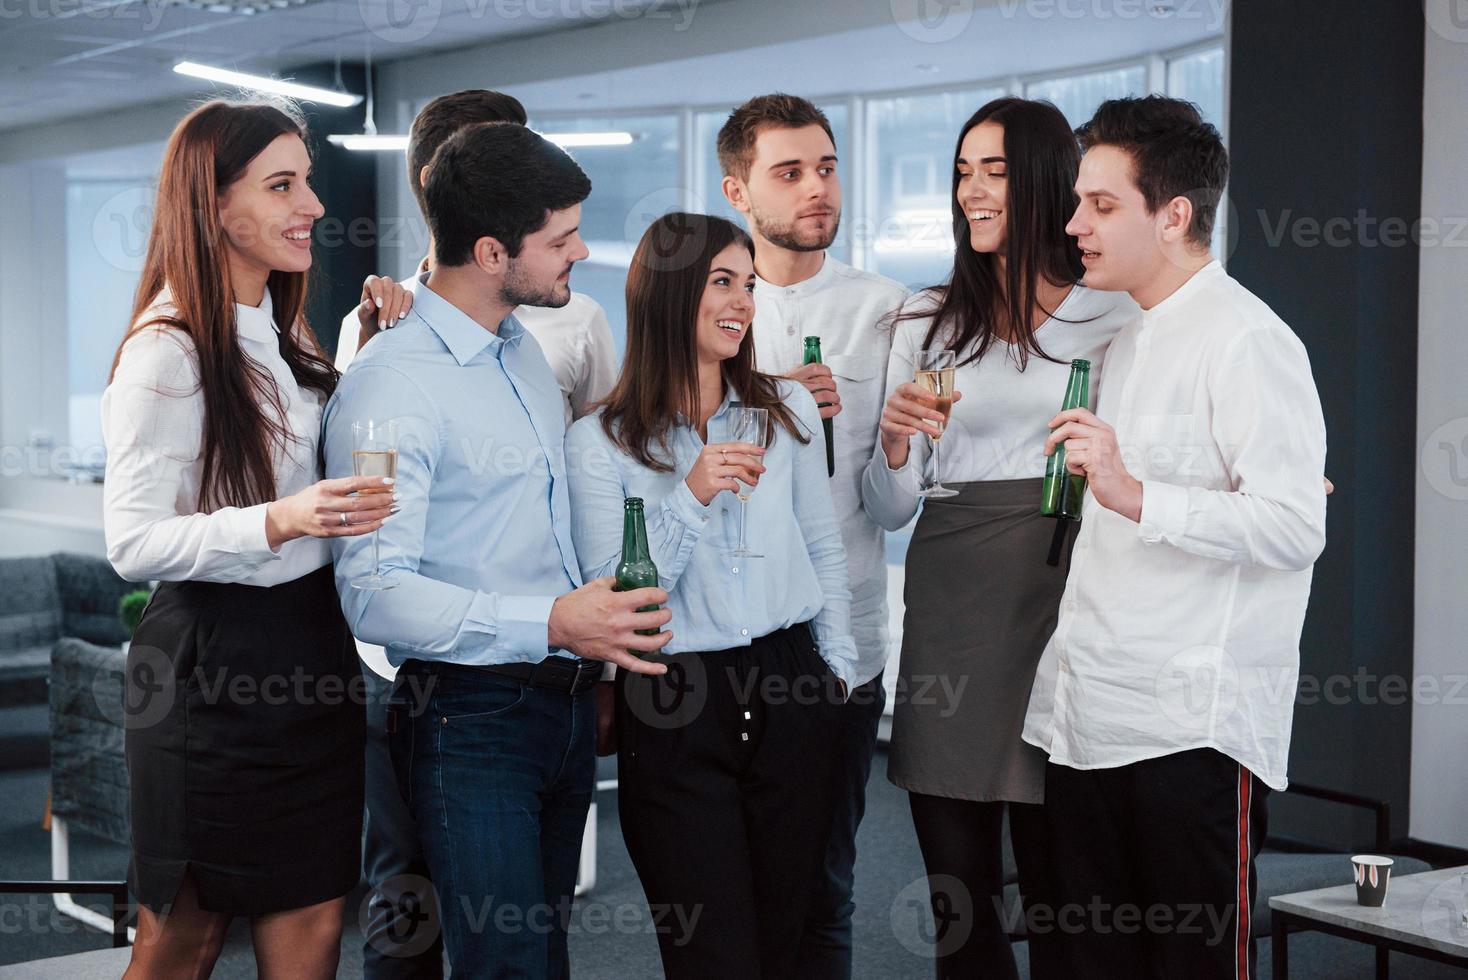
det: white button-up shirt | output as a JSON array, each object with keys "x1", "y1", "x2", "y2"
[
  {"x1": 102, "y1": 289, "x2": 330, "y2": 585},
  {"x1": 1021, "y1": 262, "x2": 1328, "y2": 791},
  {"x1": 752, "y1": 255, "x2": 909, "y2": 687}
]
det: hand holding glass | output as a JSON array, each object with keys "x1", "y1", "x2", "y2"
[
  {"x1": 724, "y1": 407, "x2": 769, "y2": 559},
  {"x1": 915, "y1": 349, "x2": 958, "y2": 498},
  {"x1": 351, "y1": 419, "x2": 398, "y2": 591}
]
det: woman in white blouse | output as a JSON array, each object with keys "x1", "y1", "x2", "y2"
[
  {"x1": 860, "y1": 98, "x2": 1139, "y2": 980},
  {"x1": 103, "y1": 99, "x2": 406, "y2": 979},
  {"x1": 566, "y1": 213, "x2": 858, "y2": 979}
]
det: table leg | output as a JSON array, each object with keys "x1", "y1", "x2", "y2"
[
  {"x1": 1272, "y1": 910, "x2": 1288, "y2": 979},
  {"x1": 1376, "y1": 944, "x2": 1389, "y2": 980}
]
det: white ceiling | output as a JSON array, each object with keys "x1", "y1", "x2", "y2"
[
  {"x1": 0, "y1": 0, "x2": 692, "y2": 131},
  {"x1": 0, "y1": 0, "x2": 1223, "y2": 134}
]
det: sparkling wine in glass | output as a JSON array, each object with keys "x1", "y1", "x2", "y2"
[
  {"x1": 915, "y1": 349, "x2": 958, "y2": 498},
  {"x1": 351, "y1": 419, "x2": 398, "y2": 591},
  {"x1": 724, "y1": 406, "x2": 768, "y2": 559}
]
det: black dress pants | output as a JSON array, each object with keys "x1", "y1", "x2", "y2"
[
  {"x1": 615, "y1": 623, "x2": 842, "y2": 980},
  {"x1": 1043, "y1": 748, "x2": 1271, "y2": 980}
]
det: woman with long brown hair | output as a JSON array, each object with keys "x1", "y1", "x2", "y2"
[
  {"x1": 102, "y1": 98, "x2": 404, "y2": 977},
  {"x1": 566, "y1": 212, "x2": 859, "y2": 979}
]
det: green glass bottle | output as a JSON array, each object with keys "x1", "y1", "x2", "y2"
[
  {"x1": 613, "y1": 497, "x2": 662, "y2": 648},
  {"x1": 802, "y1": 336, "x2": 836, "y2": 477},
  {"x1": 1040, "y1": 359, "x2": 1092, "y2": 519}
]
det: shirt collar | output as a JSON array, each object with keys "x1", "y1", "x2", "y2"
[
  {"x1": 234, "y1": 289, "x2": 279, "y2": 345},
  {"x1": 410, "y1": 272, "x2": 526, "y2": 366},
  {"x1": 754, "y1": 252, "x2": 842, "y2": 299},
  {"x1": 674, "y1": 385, "x2": 737, "y2": 427},
  {"x1": 1140, "y1": 260, "x2": 1224, "y2": 326}
]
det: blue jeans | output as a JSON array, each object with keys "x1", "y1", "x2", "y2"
[
  {"x1": 361, "y1": 667, "x2": 443, "y2": 980},
  {"x1": 796, "y1": 671, "x2": 887, "y2": 979},
  {"x1": 390, "y1": 661, "x2": 595, "y2": 980}
]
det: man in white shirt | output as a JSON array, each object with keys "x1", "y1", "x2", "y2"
[
  {"x1": 337, "y1": 90, "x2": 618, "y2": 980},
  {"x1": 718, "y1": 94, "x2": 909, "y2": 980},
  {"x1": 1022, "y1": 96, "x2": 1327, "y2": 979}
]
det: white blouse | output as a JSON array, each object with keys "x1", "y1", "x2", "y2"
[
  {"x1": 862, "y1": 284, "x2": 1139, "y2": 530},
  {"x1": 102, "y1": 288, "x2": 331, "y2": 586}
]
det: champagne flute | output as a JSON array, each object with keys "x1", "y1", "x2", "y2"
[
  {"x1": 724, "y1": 406, "x2": 768, "y2": 559},
  {"x1": 351, "y1": 419, "x2": 399, "y2": 591},
  {"x1": 915, "y1": 349, "x2": 958, "y2": 498}
]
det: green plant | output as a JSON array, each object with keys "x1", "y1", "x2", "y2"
[{"x1": 119, "y1": 588, "x2": 152, "y2": 635}]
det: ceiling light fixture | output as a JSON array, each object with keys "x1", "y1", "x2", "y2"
[
  {"x1": 174, "y1": 61, "x2": 362, "y2": 107},
  {"x1": 541, "y1": 131, "x2": 634, "y2": 148}
]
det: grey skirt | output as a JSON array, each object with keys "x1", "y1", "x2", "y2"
[{"x1": 887, "y1": 477, "x2": 1076, "y2": 804}]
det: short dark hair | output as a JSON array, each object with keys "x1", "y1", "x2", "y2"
[
  {"x1": 1076, "y1": 95, "x2": 1228, "y2": 248},
  {"x1": 716, "y1": 93, "x2": 835, "y2": 181},
  {"x1": 424, "y1": 122, "x2": 591, "y2": 266},
  {"x1": 407, "y1": 89, "x2": 527, "y2": 216}
]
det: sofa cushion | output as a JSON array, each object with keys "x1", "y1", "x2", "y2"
[
  {"x1": 49, "y1": 637, "x2": 130, "y2": 845},
  {"x1": 52, "y1": 552, "x2": 139, "y2": 646},
  {"x1": 0, "y1": 644, "x2": 52, "y2": 708},
  {"x1": 0, "y1": 556, "x2": 61, "y2": 651}
]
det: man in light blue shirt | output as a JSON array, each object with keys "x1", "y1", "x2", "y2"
[{"x1": 323, "y1": 121, "x2": 669, "y2": 980}]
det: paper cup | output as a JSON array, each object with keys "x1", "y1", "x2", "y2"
[{"x1": 1352, "y1": 855, "x2": 1394, "y2": 907}]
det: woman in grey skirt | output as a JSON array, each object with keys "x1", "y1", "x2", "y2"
[{"x1": 861, "y1": 97, "x2": 1137, "y2": 980}]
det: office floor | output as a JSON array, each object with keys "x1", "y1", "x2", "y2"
[{"x1": 0, "y1": 749, "x2": 1461, "y2": 978}]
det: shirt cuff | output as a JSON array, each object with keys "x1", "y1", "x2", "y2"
[
  {"x1": 238, "y1": 502, "x2": 285, "y2": 561},
  {"x1": 1138, "y1": 480, "x2": 1188, "y2": 545},
  {"x1": 819, "y1": 639, "x2": 859, "y2": 703},
  {"x1": 665, "y1": 479, "x2": 713, "y2": 528},
  {"x1": 485, "y1": 593, "x2": 557, "y2": 657}
]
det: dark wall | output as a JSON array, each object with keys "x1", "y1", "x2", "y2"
[
  {"x1": 1228, "y1": 1, "x2": 1423, "y2": 845},
  {"x1": 290, "y1": 64, "x2": 379, "y2": 359}
]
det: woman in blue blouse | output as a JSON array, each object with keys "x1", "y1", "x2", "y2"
[{"x1": 567, "y1": 212, "x2": 858, "y2": 980}]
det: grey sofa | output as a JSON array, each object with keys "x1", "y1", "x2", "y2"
[{"x1": 0, "y1": 553, "x2": 140, "y2": 709}]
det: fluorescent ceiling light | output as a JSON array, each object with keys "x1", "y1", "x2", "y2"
[
  {"x1": 540, "y1": 131, "x2": 634, "y2": 148},
  {"x1": 327, "y1": 134, "x2": 409, "y2": 151},
  {"x1": 173, "y1": 61, "x2": 362, "y2": 108}
]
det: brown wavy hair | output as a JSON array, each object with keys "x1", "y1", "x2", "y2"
[
  {"x1": 109, "y1": 99, "x2": 337, "y2": 510},
  {"x1": 600, "y1": 212, "x2": 808, "y2": 472}
]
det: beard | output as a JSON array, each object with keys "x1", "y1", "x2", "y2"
[
  {"x1": 750, "y1": 201, "x2": 841, "y2": 253},
  {"x1": 501, "y1": 256, "x2": 572, "y2": 309}
]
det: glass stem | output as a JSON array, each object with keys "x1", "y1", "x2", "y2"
[
  {"x1": 929, "y1": 436, "x2": 941, "y2": 489},
  {"x1": 737, "y1": 499, "x2": 749, "y2": 553},
  {"x1": 372, "y1": 528, "x2": 381, "y2": 579}
]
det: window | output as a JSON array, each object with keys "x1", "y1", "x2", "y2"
[
  {"x1": 1026, "y1": 65, "x2": 1147, "y2": 128},
  {"x1": 531, "y1": 114, "x2": 681, "y2": 353},
  {"x1": 866, "y1": 86, "x2": 1006, "y2": 292},
  {"x1": 1167, "y1": 46, "x2": 1225, "y2": 129}
]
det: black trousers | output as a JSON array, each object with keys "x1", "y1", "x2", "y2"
[
  {"x1": 906, "y1": 796, "x2": 1055, "y2": 980},
  {"x1": 616, "y1": 623, "x2": 842, "y2": 980},
  {"x1": 1042, "y1": 748, "x2": 1271, "y2": 980}
]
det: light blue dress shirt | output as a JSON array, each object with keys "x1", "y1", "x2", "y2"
[
  {"x1": 323, "y1": 276, "x2": 581, "y2": 667},
  {"x1": 565, "y1": 381, "x2": 859, "y2": 693}
]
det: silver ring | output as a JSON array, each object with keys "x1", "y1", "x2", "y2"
[{"x1": 339, "y1": 511, "x2": 350, "y2": 527}]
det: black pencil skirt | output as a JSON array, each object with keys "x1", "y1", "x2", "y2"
[{"x1": 124, "y1": 563, "x2": 365, "y2": 915}]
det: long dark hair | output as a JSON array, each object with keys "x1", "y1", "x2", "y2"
[
  {"x1": 898, "y1": 97, "x2": 1087, "y2": 369},
  {"x1": 600, "y1": 213, "x2": 808, "y2": 472},
  {"x1": 109, "y1": 99, "x2": 337, "y2": 510}
]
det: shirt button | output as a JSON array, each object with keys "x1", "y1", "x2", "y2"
[
  {"x1": 732, "y1": 567, "x2": 740, "y2": 574},
  {"x1": 740, "y1": 628, "x2": 749, "y2": 637}
]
